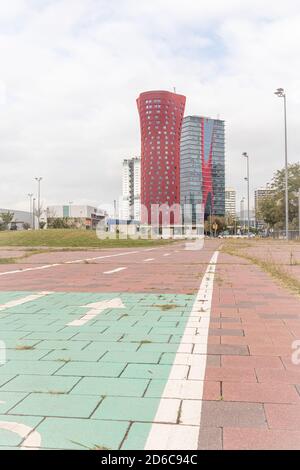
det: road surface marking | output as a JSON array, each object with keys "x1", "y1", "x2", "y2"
[
  {"x1": 144, "y1": 250, "x2": 219, "y2": 450},
  {"x1": 67, "y1": 298, "x2": 125, "y2": 326},
  {"x1": 163, "y1": 253, "x2": 171, "y2": 256},
  {"x1": 103, "y1": 267, "x2": 127, "y2": 274},
  {"x1": 0, "y1": 291, "x2": 53, "y2": 312},
  {"x1": 144, "y1": 258, "x2": 154, "y2": 262},
  {"x1": 0, "y1": 250, "x2": 139, "y2": 277},
  {"x1": 0, "y1": 421, "x2": 41, "y2": 449}
]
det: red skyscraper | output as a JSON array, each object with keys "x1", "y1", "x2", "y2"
[{"x1": 137, "y1": 90, "x2": 186, "y2": 225}]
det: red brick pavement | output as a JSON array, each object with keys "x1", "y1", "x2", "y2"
[{"x1": 199, "y1": 251, "x2": 300, "y2": 450}]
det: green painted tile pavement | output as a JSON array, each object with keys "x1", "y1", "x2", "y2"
[
  {"x1": 55, "y1": 361, "x2": 126, "y2": 377},
  {"x1": 0, "y1": 290, "x2": 196, "y2": 449},
  {"x1": 0, "y1": 375, "x2": 16, "y2": 388},
  {"x1": 27, "y1": 417, "x2": 129, "y2": 450},
  {"x1": 0, "y1": 360, "x2": 63, "y2": 376},
  {"x1": 0, "y1": 391, "x2": 28, "y2": 414},
  {"x1": 121, "y1": 423, "x2": 152, "y2": 450},
  {"x1": 84, "y1": 341, "x2": 139, "y2": 353},
  {"x1": 33, "y1": 340, "x2": 90, "y2": 350},
  {"x1": 9, "y1": 393, "x2": 102, "y2": 418},
  {"x1": 100, "y1": 351, "x2": 161, "y2": 364},
  {"x1": 93, "y1": 397, "x2": 161, "y2": 422},
  {"x1": 5, "y1": 349, "x2": 50, "y2": 361},
  {"x1": 1, "y1": 375, "x2": 81, "y2": 393},
  {"x1": 70, "y1": 377, "x2": 149, "y2": 397},
  {"x1": 40, "y1": 349, "x2": 107, "y2": 362},
  {"x1": 0, "y1": 414, "x2": 43, "y2": 447},
  {"x1": 121, "y1": 363, "x2": 178, "y2": 379}
]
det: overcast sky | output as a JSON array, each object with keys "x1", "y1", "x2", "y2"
[{"x1": 0, "y1": 0, "x2": 299, "y2": 213}]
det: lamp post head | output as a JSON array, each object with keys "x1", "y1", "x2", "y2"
[
  {"x1": 242, "y1": 152, "x2": 248, "y2": 158},
  {"x1": 274, "y1": 88, "x2": 285, "y2": 97}
]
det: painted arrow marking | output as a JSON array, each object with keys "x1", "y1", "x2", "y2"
[
  {"x1": 0, "y1": 292, "x2": 53, "y2": 312},
  {"x1": 0, "y1": 421, "x2": 41, "y2": 449},
  {"x1": 67, "y1": 298, "x2": 125, "y2": 327}
]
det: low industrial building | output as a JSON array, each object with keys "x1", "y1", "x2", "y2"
[{"x1": 46, "y1": 205, "x2": 106, "y2": 229}]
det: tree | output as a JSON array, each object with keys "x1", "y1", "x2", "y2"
[
  {"x1": 0, "y1": 211, "x2": 14, "y2": 230},
  {"x1": 259, "y1": 163, "x2": 300, "y2": 229}
]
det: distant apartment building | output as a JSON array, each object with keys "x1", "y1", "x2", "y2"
[
  {"x1": 180, "y1": 116, "x2": 225, "y2": 222},
  {"x1": 119, "y1": 157, "x2": 141, "y2": 221},
  {"x1": 46, "y1": 205, "x2": 106, "y2": 229},
  {"x1": 255, "y1": 186, "x2": 273, "y2": 228},
  {"x1": 137, "y1": 90, "x2": 186, "y2": 225},
  {"x1": 225, "y1": 188, "x2": 236, "y2": 219}
]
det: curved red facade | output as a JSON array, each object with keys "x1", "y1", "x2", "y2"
[{"x1": 137, "y1": 90, "x2": 186, "y2": 224}]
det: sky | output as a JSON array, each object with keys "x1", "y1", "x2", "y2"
[{"x1": 0, "y1": 0, "x2": 300, "y2": 213}]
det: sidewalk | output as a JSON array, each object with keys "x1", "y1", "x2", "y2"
[{"x1": 199, "y1": 251, "x2": 300, "y2": 450}]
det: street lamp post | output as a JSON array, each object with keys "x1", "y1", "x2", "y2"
[
  {"x1": 35, "y1": 177, "x2": 43, "y2": 229},
  {"x1": 28, "y1": 193, "x2": 33, "y2": 228},
  {"x1": 274, "y1": 88, "x2": 289, "y2": 240},
  {"x1": 32, "y1": 198, "x2": 36, "y2": 230},
  {"x1": 242, "y1": 152, "x2": 250, "y2": 237}
]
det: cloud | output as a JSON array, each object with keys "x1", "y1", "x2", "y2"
[{"x1": 0, "y1": 0, "x2": 299, "y2": 212}]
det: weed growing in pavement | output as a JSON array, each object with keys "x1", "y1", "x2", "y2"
[
  {"x1": 154, "y1": 304, "x2": 178, "y2": 311},
  {"x1": 222, "y1": 240, "x2": 300, "y2": 296}
]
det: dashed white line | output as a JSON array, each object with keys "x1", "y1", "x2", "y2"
[
  {"x1": 144, "y1": 250, "x2": 219, "y2": 450},
  {"x1": 144, "y1": 258, "x2": 155, "y2": 262},
  {"x1": 163, "y1": 253, "x2": 171, "y2": 257},
  {"x1": 103, "y1": 267, "x2": 127, "y2": 274},
  {"x1": 0, "y1": 250, "x2": 139, "y2": 277}
]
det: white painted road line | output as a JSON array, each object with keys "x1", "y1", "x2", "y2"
[
  {"x1": 144, "y1": 250, "x2": 219, "y2": 450},
  {"x1": 103, "y1": 267, "x2": 127, "y2": 274},
  {"x1": 0, "y1": 291, "x2": 53, "y2": 312},
  {"x1": 0, "y1": 250, "x2": 139, "y2": 277},
  {"x1": 144, "y1": 258, "x2": 155, "y2": 262},
  {"x1": 67, "y1": 298, "x2": 125, "y2": 326},
  {"x1": 163, "y1": 253, "x2": 171, "y2": 256}
]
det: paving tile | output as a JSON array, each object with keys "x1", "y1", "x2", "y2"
[
  {"x1": 121, "y1": 364, "x2": 187, "y2": 379},
  {"x1": 205, "y1": 366, "x2": 257, "y2": 383},
  {"x1": 85, "y1": 341, "x2": 138, "y2": 352},
  {"x1": 200, "y1": 401, "x2": 266, "y2": 427},
  {"x1": 0, "y1": 360, "x2": 62, "y2": 376},
  {"x1": 40, "y1": 349, "x2": 106, "y2": 362},
  {"x1": 207, "y1": 344, "x2": 249, "y2": 356},
  {"x1": 0, "y1": 375, "x2": 16, "y2": 388},
  {"x1": 221, "y1": 355, "x2": 284, "y2": 369},
  {"x1": 209, "y1": 328, "x2": 244, "y2": 337},
  {"x1": 26, "y1": 417, "x2": 129, "y2": 450},
  {"x1": 1, "y1": 375, "x2": 80, "y2": 393},
  {"x1": 9, "y1": 393, "x2": 102, "y2": 418},
  {"x1": 121, "y1": 422, "x2": 152, "y2": 450},
  {"x1": 71, "y1": 377, "x2": 149, "y2": 397},
  {"x1": 92, "y1": 396, "x2": 160, "y2": 421},
  {"x1": 265, "y1": 404, "x2": 300, "y2": 430},
  {"x1": 55, "y1": 361, "x2": 125, "y2": 377},
  {"x1": 198, "y1": 427, "x2": 223, "y2": 450},
  {"x1": 255, "y1": 368, "x2": 300, "y2": 384},
  {"x1": 0, "y1": 391, "x2": 28, "y2": 414},
  {"x1": 100, "y1": 351, "x2": 162, "y2": 364},
  {"x1": 222, "y1": 382, "x2": 300, "y2": 404},
  {"x1": 223, "y1": 427, "x2": 300, "y2": 450}
]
